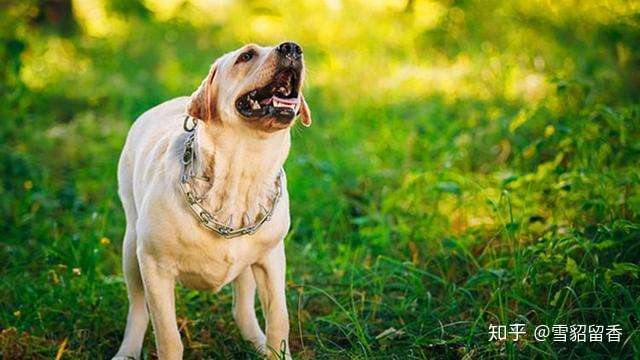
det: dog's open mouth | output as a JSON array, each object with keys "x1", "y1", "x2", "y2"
[{"x1": 235, "y1": 70, "x2": 300, "y2": 121}]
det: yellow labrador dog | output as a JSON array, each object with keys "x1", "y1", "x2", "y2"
[{"x1": 113, "y1": 42, "x2": 311, "y2": 360}]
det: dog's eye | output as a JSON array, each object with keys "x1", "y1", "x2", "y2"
[{"x1": 236, "y1": 51, "x2": 255, "y2": 64}]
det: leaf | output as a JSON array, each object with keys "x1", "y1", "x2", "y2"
[
  {"x1": 375, "y1": 327, "x2": 405, "y2": 340},
  {"x1": 500, "y1": 175, "x2": 518, "y2": 188},
  {"x1": 565, "y1": 258, "x2": 587, "y2": 282},
  {"x1": 55, "y1": 338, "x2": 68, "y2": 360},
  {"x1": 594, "y1": 240, "x2": 617, "y2": 250},
  {"x1": 436, "y1": 181, "x2": 461, "y2": 195},
  {"x1": 605, "y1": 262, "x2": 639, "y2": 283},
  {"x1": 508, "y1": 110, "x2": 528, "y2": 133}
]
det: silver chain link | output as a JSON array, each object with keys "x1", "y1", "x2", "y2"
[{"x1": 178, "y1": 116, "x2": 283, "y2": 238}]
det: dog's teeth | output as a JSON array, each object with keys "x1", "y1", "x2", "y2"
[
  {"x1": 250, "y1": 99, "x2": 260, "y2": 110},
  {"x1": 274, "y1": 99, "x2": 294, "y2": 109}
]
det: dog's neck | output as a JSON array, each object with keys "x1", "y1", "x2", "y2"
[{"x1": 193, "y1": 122, "x2": 290, "y2": 228}]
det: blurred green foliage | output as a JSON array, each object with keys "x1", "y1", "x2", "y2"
[{"x1": 1, "y1": 0, "x2": 639, "y2": 358}]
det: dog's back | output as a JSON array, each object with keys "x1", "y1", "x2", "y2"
[{"x1": 117, "y1": 97, "x2": 188, "y2": 211}]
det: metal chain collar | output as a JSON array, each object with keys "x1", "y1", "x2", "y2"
[{"x1": 179, "y1": 116, "x2": 283, "y2": 238}]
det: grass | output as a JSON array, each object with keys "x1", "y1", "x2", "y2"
[{"x1": 1, "y1": 0, "x2": 639, "y2": 358}]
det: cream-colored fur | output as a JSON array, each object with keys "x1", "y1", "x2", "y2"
[{"x1": 113, "y1": 43, "x2": 311, "y2": 360}]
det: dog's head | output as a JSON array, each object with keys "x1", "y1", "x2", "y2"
[{"x1": 186, "y1": 42, "x2": 312, "y2": 132}]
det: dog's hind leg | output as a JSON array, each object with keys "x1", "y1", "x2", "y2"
[
  {"x1": 233, "y1": 267, "x2": 267, "y2": 353},
  {"x1": 113, "y1": 223, "x2": 149, "y2": 360},
  {"x1": 114, "y1": 161, "x2": 149, "y2": 360}
]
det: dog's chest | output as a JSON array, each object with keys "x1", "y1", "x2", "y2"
[
  {"x1": 169, "y1": 208, "x2": 289, "y2": 291},
  {"x1": 140, "y1": 147, "x2": 291, "y2": 291},
  {"x1": 172, "y1": 240, "x2": 237, "y2": 291},
  {"x1": 173, "y1": 238, "x2": 277, "y2": 291}
]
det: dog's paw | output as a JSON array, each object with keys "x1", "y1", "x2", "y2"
[{"x1": 250, "y1": 337, "x2": 268, "y2": 356}]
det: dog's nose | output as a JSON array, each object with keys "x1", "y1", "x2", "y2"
[{"x1": 276, "y1": 41, "x2": 302, "y2": 60}]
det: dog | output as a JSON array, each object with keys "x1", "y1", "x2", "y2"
[{"x1": 113, "y1": 42, "x2": 311, "y2": 360}]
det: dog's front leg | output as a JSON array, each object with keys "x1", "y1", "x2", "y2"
[
  {"x1": 252, "y1": 242, "x2": 291, "y2": 359},
  {"x1": 138, "y1": 255, "x2": 182, "y2": 360}
]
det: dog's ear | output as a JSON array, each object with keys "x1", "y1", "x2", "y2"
[
  {"x1": 298, "y1": 93, "x2": 312, "y2": 127},
  {"x1": 186, "y1": 60, "x2": 219, "y2": 122}
]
